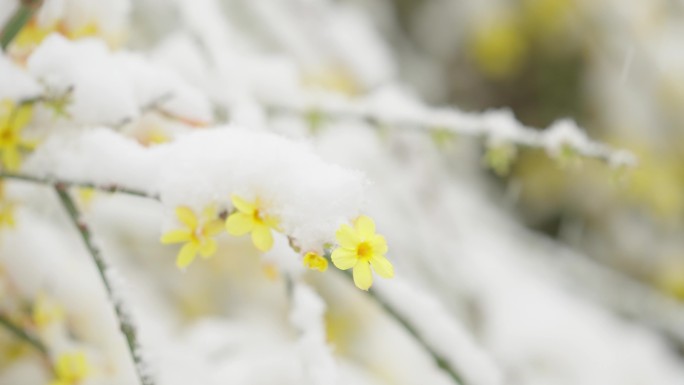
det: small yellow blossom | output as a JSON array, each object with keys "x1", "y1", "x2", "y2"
[
  {"x1": 12, "y1": 20, "x2": 55, "y2": 50},
  {"x1": 32, "y1": 293, "x2": 64, "y2": 329},
  {"x1": 225, "y1": 195, "x2": 280, "y2": 252},
  {"x1": 0, "y1": 100, "x2": 35, "y2": 171},
  {"x1": 161, "y1": 206, "x2": 224, "y2": 269},
  {"x1": 0, "y1": 183, "x2": 15, "y2": 229},
  {"x1": 303, "y1": 252, "x2": 328, "y2": 272},
  {"x1": 50, "y1": 351, "x2": 90, "y2": 385},
  {"x1": 331, "y1": 216, "x2": 393, "y2": 291}
]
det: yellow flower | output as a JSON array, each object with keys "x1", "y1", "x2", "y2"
[
  {"x1": 225, "y1": 195, "x2": 280, "y2": 252},
  {"x1": 32, "y1": 293, "x2": 64, "y2": 329},
  {"x1": 0, "y1": 100, "x2": 35, "y2": 171},
  {"x1": 12, "y1": 20, "x2": 55, "y2": 50},
  {"x1": 331, "y1": 216, "x2": 393, "y2": 290},
  {"x1": 50, "y1": 351, "x2": 90, "y2": 385},
  {"x1": 161, "y1": 206, "x2": 224, "y2": 269},
  {"x1": 0, "y1": 182, "x2": 15, "y2": 229},
  {"x1": 303, "y1": 252, "x2": 328, "y2": 272}
]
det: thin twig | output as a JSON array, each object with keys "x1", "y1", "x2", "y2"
[
  {"x1": 0, "y1": 0, "x2": 43, "y2": 50},
  {"x1": 54, "y1": 184, "x2": 153, "y2": 385},
  {"x1": 0, "y1": 172, "x2": 158, "y2": 199},
  {"x1": 319, "y1": 250, "x2": 464, "y2": 384},
  {"x1": 0, "y1": 312, "x2": 47, "y2": 354}
]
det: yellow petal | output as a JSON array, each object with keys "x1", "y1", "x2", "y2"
[
  {"x1": 201, "y1": 205, "x2": 218, "y2": 221},
  {"x1": 9, "y1": 104, "x2": 33, "y2": 132},
  {"x1": 176, "y1": 242, "x2": 199, "y2": 269},
  {"x1": 354, "y1": 215, "x2": 376, "y2": 239},
  {"x1": 231, "y1": 194, "x2": 255, "y2": 214},
  {"x1": 175, "y1": 206, "x2": 198, "y2": 229},
  {"x1": 225, "y1": 212, "x2": 255, "y2": 235},
  {"x1": 198, "y1": 237, "x2": 217, "y2": 258},
  {"x1": 353, "y1": 262, "x2": 373, "y2": 291},
  {"x1": 370, "y1": 234, "x2": 388, "y2": 255},
  {"x1": 370, "y1": 255, "x2": 394, "y2": 279},
  {"x1": 263, "y1": 214, "x2": 281, "y2": 230},
  {"x1": 160, "y1": 230, "x2": 192, "y2": 244},
  {"x1": 202, "y1": 219, "x2": 224, "y2": 237},
  {"x1": 252, "y1": 224, "x2": 274, "y2": 251},
  {"x1": 331, "y1": 247, "x2": 358, "y2": 270},
  {"x1": 303, "y1": 252, "x2": 328, "y2": 272},
  {"x1": 2, "y1": 148, "x2": 20, "y2": 171},
  {"x1": 335, "y1": 224, "x2": 359, "y2": 249}
]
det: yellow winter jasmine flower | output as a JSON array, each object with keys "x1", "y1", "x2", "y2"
[
  {"x1": 50, "y1": 351, "x2": 90, "y2": 385},
  {"x1": 161, "y1": 206, "x2": 224, "y2": 269},
  {"x1": 225, "y1": 195, "x2": 280, "y2": 252},
  {"x1": 12, "y1": 20, "x2": 55, "y2": 50},
  {"x1": 331, "y1": 216, "x2": 393, "y2": 290},
  {"x1": 32, "y1": 293, "x2": 64, "y2": 329},
  {"x1": 0, "y1": 183, "x2": 15, "y2": 229},
  {"x1": 0, "y1": 100, "x2": 35, "y2": 171},
  {"x1": 303, "y1": 252, "x2": 328, "y2": 272}
]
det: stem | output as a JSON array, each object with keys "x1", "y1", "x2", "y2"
[
  {"x1": 0, "y1": 0, "x2": 43, "y2": 50},
  {"x1": 0, "y1": 312, "x2": 47, "y2": 355},
  {"x1": 54, "y1": 184, "x2": 153, "y2": 385},
  {"x1": 366, "y1": 288, "x2": 464, "y2": 384},
  {"x1": 319, "y1": 250, "x2": 464, "y2": 384},
  {"x1": 0, "y1": 172, "x2": 157, "y2": 199}
]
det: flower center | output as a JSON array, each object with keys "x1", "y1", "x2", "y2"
[
  {"x1": 356, "y1": 242, "x2": 373, "y2": 260},
  {"x1": 252, "y1": 209, "x2": 264, "y2": 224}
]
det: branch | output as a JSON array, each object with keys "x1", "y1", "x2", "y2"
[
  {"x1": 0, "y1": 0, "x2": 43, "y2": 50},
  {"x1": 318, "y1": 250, "x2": 465, "y2": 385},
  {"x1": 264, "y1": 101, "x2": 635, "y2": 168},
  {"x1": 0, "y1": 172, "x2": 158, "y2": 200},
  {"x1": 54, "y1": 185, "x2": 154, "y2": 385},
  {"x1": 0, "y1": 312, "x2": 47, "y2": 355}
]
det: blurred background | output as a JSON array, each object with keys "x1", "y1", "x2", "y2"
[{"x1": 330, "y1": 0, "x2": 684, "y2": 304}]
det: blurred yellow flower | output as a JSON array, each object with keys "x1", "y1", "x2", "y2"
[
  {"x1": 32, "y1": 293, "x2": 64, "y2": 329},
  {"x1": 50, "y1": 352, "x2": 90, "y2": 385},
  {"x1": 331, "y1": 216, "x2": 393, "y2": 290},
  {"x1": 0, "y1": 100, "x2": 35, "y2": 171},
  {"x1": 225, "y1": 195, "x2": 280, "y2": 252},
  {"x1": 469, "y1": 14, "x2": 528, "y2": 79},
  {"x1": 303, "y1": 252, "x2": 328, "y2": 272},
  {"x1": 161, "y1": 206, "x2": 224, "y2": 269},
  {"x1": 0, "y1": 183, "x2": 15, "y2": 229}
]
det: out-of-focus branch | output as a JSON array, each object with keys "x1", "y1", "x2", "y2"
[
  {"x1": 0, "y1": 312, "x2": 47, "y2": 355},
  {"x1": 0, "y1": 0, "x2": 43, "y2": 50},
  {"x1": 264, "y1": 100, "x2": 635, "y2": 168}
]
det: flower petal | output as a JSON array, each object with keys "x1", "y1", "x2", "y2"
[
  {"x1": 225, "y1": 212, "x2": 255, "y2": 235},
  {"x1": 370, "y1": 255, "x2": 394, "y2": 279},
  {"x1": 353, "y1": 262, "x2": 373, "y2": 291},
  {"x1": 335, "y1": 224, "x2": 359, "y2": 248},
  {"x1": 198, "y1": 237, "x2": 217, "y2": 258},
  {"x1": 231, "y1": 194, "x2": 255, "y2": 214},
  {"x1": 370, "y1": 234, "x2": 388, "y2": 255},
  {"x1": 251, "y1": 224, "x2": 274, "y2": 251},
  {"x1": 200, "y1": 205, "x2": 218, "y2": 221},
  {"x1": 10, "y1": 104, "x2": 33, "y2": 132},
  {"x1": 331, "y1": 247, "x2": 358, "y2": 270},
  {"x1": 202, "y1": 219, "x2": 224, "y2": 236},
  {"x1": 2, "y1": 148, "x2": 20, "y2": 171},
  {"x1": 176, "y1": 242, "x2": 199, "y2": 269},
  {"x1": 176, "y1": 206, "x2": 198, "y2": 229},
  {"x1": 354, "y1": 215, "x2": 375, "y2": 239},
  {"x1": 160, "y1": 230, "x2": 192, "y2": 244}
]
